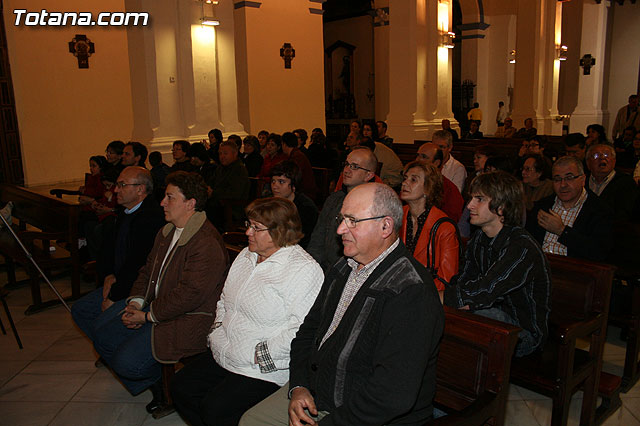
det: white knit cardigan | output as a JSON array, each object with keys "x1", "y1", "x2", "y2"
[{"x1": 209, "y1": 244, "x2": 324, "y2": 386}]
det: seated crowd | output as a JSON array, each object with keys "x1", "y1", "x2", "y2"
[{"x1": 65, "y1": 116, "x2": 639, "y2": 425}]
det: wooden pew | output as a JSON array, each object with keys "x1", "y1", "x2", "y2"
[
  {"x1": 510, "y1": 254, "x2": 616, "y2": 426},
  {"x1": 0, "y1": 184, "x2": 82, "y2": 314},
  {"x1": 429, "y1": 306, "x2": 520, "y2": 426},
  {"x1": 222, "y1": 231, "x2": 248, "y2": 263},
  {"x1": 606, "y1": 221, "x2": 640, "y2": 392},
  {"x1": 393, "y1": 136, "x2": 566, "y2": 173}
]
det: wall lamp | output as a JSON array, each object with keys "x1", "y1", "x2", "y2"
[
  {"x1": 198, "y1": 0, "x2": 219, "y2": 26},
  {"x1": 556, "y1": 45, "x2": 568, "y2": 61},
  {"x1": 440, "y1": 31, "x2": 455, "y2": 49}
]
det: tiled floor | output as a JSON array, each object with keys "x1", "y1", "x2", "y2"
[{"x1": 1, "y1": 274, "x2": 640, "y2": 425}]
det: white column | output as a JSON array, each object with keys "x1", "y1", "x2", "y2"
[
  {"x1": 387, "y1": 0, "x2": 454, "y2": 143},
  {"x1": 433, "y1": 0, "x2": 455, "y2": 127},
  {"x1": 538, "y1": 0, "x2": 563, "y2": 135},
  {"x1": 511, "y1": 0, "x2": 563, "y2": 136},
  {"x1": 569, "y1": 1, "x2": 610, "y2": 135},
  {"x1": 126, "y1": 0, "x2": 243, "y2": 159}
]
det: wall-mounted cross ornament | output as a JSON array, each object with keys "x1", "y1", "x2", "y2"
[
  {"x1": 68, "y1": 34, "x2": 95, "y2": 69},
  {"x1": 580, "y1": 54, "x2": 595, "y2": 76},
  {"x1": 280, "y1": 43, "x2": 295, "y2": 69}
]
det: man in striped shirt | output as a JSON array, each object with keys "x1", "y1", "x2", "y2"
[{"x1": 445, "y1": 171, "x2": 552, "y2": 357}]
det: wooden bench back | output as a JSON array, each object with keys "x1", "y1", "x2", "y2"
[
  {"x1": 394, "y1": 136, "x2": 566, "y2": 172},
  {"x1": 0, "y1": 184, "x2": 80, "y2": 243},
  {"x1": 546, "y1": 254, "x2": 615, "y2": 320},
  {"x1": 435, "y1": 306, "x2": 520, "y2": 412},
  {"x1": 222, "y1": 231, "x2": 248, "y2": 263}
]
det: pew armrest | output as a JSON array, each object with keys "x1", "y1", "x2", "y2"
[
  {"x1": 552, "y1": 313, "x2": 604, "y2": 345},
  {"x1": 430, "y1": 392, "x2": 498, "y2": 425}
]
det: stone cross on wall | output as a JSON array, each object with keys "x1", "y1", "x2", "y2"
[
  {"x1": 580, "y1": 54, "x2": 596, "y2": 76},
  {"x1": 280, "y1": 43, "x2": 295, "y2": 69},
  {"x1": 68, "y1": 34, "x2": 95, "y2": 69}
]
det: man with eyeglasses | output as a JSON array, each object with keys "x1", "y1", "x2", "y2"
[
  {"x1": 72, "y1": 166, "x2": 165, "y2": 362},
  {"x1": 170, "y1": 140, "x2": 196, "y2": 172},
  {"x1": 585, "y1": 143, "x2": 638, "y2": 222},
  {"x1": 91, "y1": 171, "x2": 228, "y2": 415},
  {"x1": 432, "y1": 130, "x2": 467, "y2": 192},
  {"x1": 307, "y1": 147, "x2": 378, "y2": 271},
  {"x1": 525, "y1": 156, "x2": 613, "y2": 261},
  {"x1": 240, "y1": 183, "x2": 444, "y2": 426}
]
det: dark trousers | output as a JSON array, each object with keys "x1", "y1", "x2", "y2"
[{"x1": 171, "y1": 352, "x2": 280, "y2": 426}]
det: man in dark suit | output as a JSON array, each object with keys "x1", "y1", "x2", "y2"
[
  {"x1": 72, "y1": 166, "x2": 165, "y2": 334},
  {"x1": 526, "y1": 156, "x2": 613, "y2": 262},
  {"x1": 585, "y1": 143, "x2": 638, "y2": 222}
]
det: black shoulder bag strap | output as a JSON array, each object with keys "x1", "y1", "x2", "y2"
[{"x1": 426, "y1": 217, "x2": 462, "y2": 287}]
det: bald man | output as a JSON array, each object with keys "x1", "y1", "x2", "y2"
[{"x1": 416, "y1": 142, "x2": 464, "y2": 222}]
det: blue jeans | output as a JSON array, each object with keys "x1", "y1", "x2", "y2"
[
  {"x1": 474, "y1": 308, "x2": 537, "y2": 357},
  {"x1": 91, "y1": 299, "x2": 160, "y2": 395},
  {"x1": 71, "y1": 287, "x2": 105, "y2": 340}
]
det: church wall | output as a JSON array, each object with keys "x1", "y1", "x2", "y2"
[
  {"x1": 233, "y1": 2, "x2": 325, "y2": 135},
  {"x1": 4, "y1": 0, "x2": 134, "y2": 186},
  {"x1": 605, "y1": 2, "x2": 640, "y2": 136},
  {"x1": 324, "y1": 15, "x2": 375, "y2": 122}
]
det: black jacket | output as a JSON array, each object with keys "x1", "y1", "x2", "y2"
[
  {"x1": 526, "y1": 192, "x2": 613, "y2": 262},
  {"x1": 98, "y1": 195, "x2": 165, "y2": 301},
  {"x1": 289, "y1": 241, "x2": 444, "y2": 426},
  {"x1": 585, "y1": 171, "x2": 638, "y2": 222}
]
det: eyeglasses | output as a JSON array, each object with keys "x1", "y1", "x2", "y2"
[
  {"x1": 336, "y1": 214, "x2": 386, "y2": 228},
  {"x1": 244, "y1": 221, "x2": 271, "y2": 233},
  {"x1": 115, "y1": 182, "x2": 142, "y2": 189},
  {"x1": 343, "y1": 161, "x2": 370, "y2": 172},
  {"x1": 591, "y1": 152, "x2": 612, "y2": 160},
  {"x1": 551, "y1": 174, "x2": 583, "y2": 184}
]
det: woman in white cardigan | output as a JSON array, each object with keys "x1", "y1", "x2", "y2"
[{"x1": 171, "y1": 197, "x2": 323, "y2": 426}]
